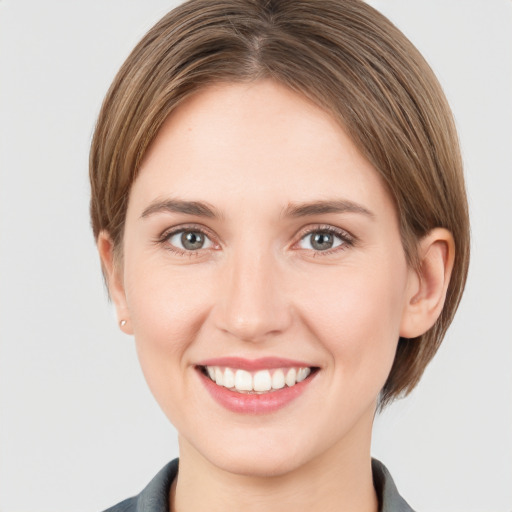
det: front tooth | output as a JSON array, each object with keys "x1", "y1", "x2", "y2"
[
  {"x1": 296, "y1": 367, "x2": 311, "y2": 382},
  {"x1": 272, "y1": 369, "x2": 285, "y2": 389},
  {"x1": 235, "y1": 369, "x2": 253, "y2": 391},
  {"x1": 253, "y1": 370, "x2": 272, "y2": 391},
  {"x1": 223, "y1": 367, "x2": 235, "y2": 388},
  {"x1": 285, "y1": 368, "x2": 297, "y2": 387},
  {"x1": 215, "y1": 367, "x2": 224, "y2": 386},
  {"x1": 207, "y1": 366, "x2": 215, "y2": 380}
]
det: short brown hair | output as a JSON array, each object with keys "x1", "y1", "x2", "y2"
[{"x1": 90, "y1": 0, "x2": 470, "y2": 406}]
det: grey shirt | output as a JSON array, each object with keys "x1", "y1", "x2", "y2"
[{"x1": 103, "y1": 458, "x2": 415, "y2": 512}]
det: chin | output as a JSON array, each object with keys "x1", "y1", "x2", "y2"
[
  {"x1": 180, "y1": 426, "x2": 312, "y2": 479},
  {"x1": 210, "y1": 449, "x2": 306, "y2": 478}
]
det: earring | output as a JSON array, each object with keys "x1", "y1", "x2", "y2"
[{"x1": 120, "y1": 319, "x2": 127, "y2": 327}]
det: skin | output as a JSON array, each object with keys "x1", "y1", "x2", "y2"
[{"x1": 98, "y1": 80, "x2": 454, "y2": 512}]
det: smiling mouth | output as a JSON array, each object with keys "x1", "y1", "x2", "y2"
[{"x1": 198, "y1": 365, "x2": 318, "y2": 394}]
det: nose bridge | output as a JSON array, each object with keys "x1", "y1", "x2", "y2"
[{"x1": 215, "y1": 239, "x2": 291, "y2": 342}]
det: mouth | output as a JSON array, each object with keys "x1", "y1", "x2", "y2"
[
  {"x1": 195, "y1": 357, "x2": 319, "y2": 413},
  {"x1": 198, "y1": 365, "x2": 317, "y2": 394}
]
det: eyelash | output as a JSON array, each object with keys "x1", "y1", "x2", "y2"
[
  {"x1": 294, "y1": 224, "x2": 355, "y2": 256},
  {"x1": 155, "y1": 224, "x2": 217, "y2": 258},
  {"x1": 155, "y1": 224, "x2": 355, "y2": 258}
]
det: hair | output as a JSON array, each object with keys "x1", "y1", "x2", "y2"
[{"x1": 89, "y1": 0, "x2": 470, "y2": 407}]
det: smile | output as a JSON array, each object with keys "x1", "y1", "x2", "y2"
[
  {"x1": 201, "y1": 366, "x2": 312, "y2": 393},
  {"x1": 196, "y1": 358, "x2": 319, "y2": 414}
]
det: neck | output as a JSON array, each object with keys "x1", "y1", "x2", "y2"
[{"x1": 172, "y1": 420, "x2": 378, "y2": 512}]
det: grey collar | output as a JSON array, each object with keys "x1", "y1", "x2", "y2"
[{"x1": 372, "y1": 458, "x2": 416, "y2": 512}]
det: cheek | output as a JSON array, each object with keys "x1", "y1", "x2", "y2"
[
  {"x1": 125, "y1": 255, "x2": 212, "y2": 338},
  {"x1": 296, "y1": 258, "x2": 408, "y2": 388},
  {"x1": 122, "y1": 258, "x2": 215, "y2": 400}
]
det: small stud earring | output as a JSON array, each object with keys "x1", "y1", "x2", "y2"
[{"x1": 120, "y1": 320, "x2": 127, "y2": 327}]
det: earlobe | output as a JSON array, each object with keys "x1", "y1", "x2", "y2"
[
  {"x1": 400, "y1": 228, "x2": 455, "y2": 338},
  {"x1": 97, "y1": 231, "x2": 133, "y2": 334}
]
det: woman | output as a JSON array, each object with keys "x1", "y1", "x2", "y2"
[{"x1": 90, "y1": 0, "x2": 470, "y2": 510}]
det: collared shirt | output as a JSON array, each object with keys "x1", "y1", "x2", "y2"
[{"x1": 103, "y1": 458, "x2": 415, "y2": 512}]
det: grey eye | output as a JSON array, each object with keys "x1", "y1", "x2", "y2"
[
  {"x1": 168, "y1": 230, "x2": 213, "y2": 251},
  {"x1": 299, "y1": 231, "x2": 344, "y2": 251}
]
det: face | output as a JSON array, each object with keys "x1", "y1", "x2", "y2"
[{"x1": 109, "y1": 80, "x2": 417, "y2": 477}]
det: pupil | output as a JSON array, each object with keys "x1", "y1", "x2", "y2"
[
  {"x1": 181, "y1": 231, "x2": 204, "y2": 250},
  {"x1": 311, "y1": 232, "x2": 333, "y2": 250}
]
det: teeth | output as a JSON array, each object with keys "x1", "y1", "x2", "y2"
[
  {"x1": 203, "y1": 365, "x2": 313, "y2": 393},
  {"x1": 253, "y1": 370, "x2": 272, "y2": 392},
  {"x1": 215, "y1": 367, "x2": 224, "y2": 386},
  {"x1": 285, "y1": 368, "x2": 296, "y2": 387},
  {"x1": 297, "y1": 367, "x2": 311, "y2": 382},
  {"x1": 223, "y1": 367, "x2": 235, "y2": 388},
  {"x1": 272, "y1": 369, "x2": 285, "y2": 389},
  {"x1": 235, "y1": 369, "x2": 253, "y2": 391}
]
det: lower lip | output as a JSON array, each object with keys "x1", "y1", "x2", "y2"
[{"x1": 197, "y1": 369, "x2": 315, "y2": 414}]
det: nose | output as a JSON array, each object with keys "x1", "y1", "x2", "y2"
[{"x1": 212, "y1": 247, "x2": 293, "y2": 343}]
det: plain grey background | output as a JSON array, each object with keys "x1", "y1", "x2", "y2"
[{"x1": 0, "y1": 1, "x2": 511, "y2": 511}]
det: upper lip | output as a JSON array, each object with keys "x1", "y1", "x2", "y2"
[{"x1": 195, "y1": 357, "x2": 316, "y2": 371}]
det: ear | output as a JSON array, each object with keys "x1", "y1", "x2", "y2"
[
  {"x1": 97, "y1": 231, "x2": 133, "y2": 335},
  {"x1": 400, "y1": 228, "x2": 455, "y2": 338}
]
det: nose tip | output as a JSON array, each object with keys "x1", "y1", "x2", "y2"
[
  {"x1": 224, "y1": 312, "x2": 283, "y2": 342},
  {"x1": 213, "y1": 255, "x2": 292, "y2": 343}
]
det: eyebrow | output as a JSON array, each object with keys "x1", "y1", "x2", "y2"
[
  {"x1": 140, "y1": 199, "x2": 223, "y2": 219},
  {"x1": 280, "y1": 199, "x2": 374, "y2": 219},
  {"x1": 140, "y1": 198, "x2": 374, "y2": 220}
]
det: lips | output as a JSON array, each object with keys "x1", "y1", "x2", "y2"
[{"x1": 195, "y1": 357, "x2": 318, "y2": 414}]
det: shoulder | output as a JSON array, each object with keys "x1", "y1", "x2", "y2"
[
  {"x1": 102, "y1": 459, "x2": 179, "y2": 512},
  {"x1": 372, "y1": 458, "x2": 416, "y2": 512}
]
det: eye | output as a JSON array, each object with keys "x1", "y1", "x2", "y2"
[
  {"x1": 166, "y1": 230, "x2": 214, "y2": 251},
  {"x1": 297, "y1": 229, "x2": 348, "y2": 252}
]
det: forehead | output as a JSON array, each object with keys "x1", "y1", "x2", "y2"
[{"x1": 131, "y1": 79, "x2": 395, "y2": 219}]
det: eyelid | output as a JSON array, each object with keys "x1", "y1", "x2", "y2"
[
  {"x1": 156, "y1": 223, "x2": 221, "y2": 255},
  {"x1": 292, "y1": 224, "x2": 356, "y2": 254}
]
